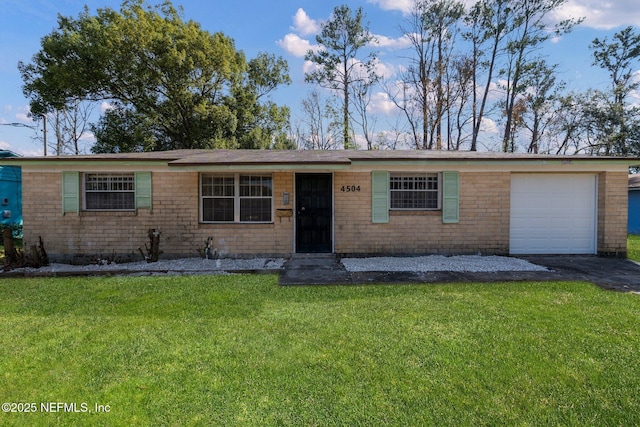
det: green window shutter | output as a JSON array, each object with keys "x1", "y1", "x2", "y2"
[
  {"x1": 62, "y1": 171, "x2": 79, "y2": 214},
  {"x1": 442, "y1": 171, "x2": 459, "y2": 224},
  {"x1": 135, "y1": 172, "x2": 152, "y2": 210},
  {"x1": 371, "y1": 171, "x2": 389, "y2": 224}
]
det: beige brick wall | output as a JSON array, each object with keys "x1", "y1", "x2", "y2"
[
  {"x1": 196, "y1": 171, "x2": 294, "y2": 257},
  {"x1": 21, "y1": 168, "x2": 629, "y2": 260},
  {"x1": 598, "y1": 171, "x2": 628, "y2": 256},
  {"x1": 22, "y1": 171, "x2": 294, "y2": 262},
  {"x1": 334, "y1": 171, "x2": 511, "y2": 255}
]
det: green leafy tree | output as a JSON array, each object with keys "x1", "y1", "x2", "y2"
[
  {"x1": 90, "y1": 107, "x2": 158, "y2": 153},
  {"x1": 19, "y1": 0, "x2": 291, "y2": 152},
  {"x1": 305, "y1": 5, "x2": 379, "y2": 149},
  {"x1": 233, "y1": 53, "x2": 293, "y2": 149}
]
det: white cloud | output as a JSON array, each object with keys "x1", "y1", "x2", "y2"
[
  {"x1": 353, "y1": 133, "x2": 369, "y2": 149},
  {"x1": 17, "y1": 148, "x2": 44, "y2": 157},
  {"x1": 277, "y1": 33, "x2": 319, "y2": 58},
  {"x1": 373, "y1": 34, "x2": 413, "y2": 50},
  {"x1": 366, "y1": 0, "x2": 413, "y2": 14},
  {"x1": 80, "y1": 131, "x2": 96, "y2": 143},
  {"x1": 369, "y1": 0, "x2": 482, "y2": 15},
  {"x1": 14, "y1": 113, "x2": 35, "y2": 124},
  {"x1": 479, "y1": 117, "x2": 499, "y2": 134},
  {"x1": 278, "y1": 9, "x2": 322, "y2": 58},
  {"x1": 302, "y1": 60, "x2": 321, "y2": 75},
  {"x1": 0, "y1": 140, "x2": 11, "y2": 150},
  {"x1": 100, "y1": 102, "x2": 114, "y2": 114},
  {"x1": 475, "y1": 80, "x2": 507, "y2": 104},
  {"x1": 373, "y1": 59, "x2": 396, "y2": 80},
  {"x1": 553, "y1": 0, "x2": 640, "y2": 29},
  {"x1": 292, "y1": 8, "x2": 320, "y2": 36},
  {"x1": 368, "y1": 91, "x2": 397, "y2": 116},
  {"x1": 367, "y1": 0, "x2": 640, "y2": 30}
]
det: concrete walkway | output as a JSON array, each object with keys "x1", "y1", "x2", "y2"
[
  {"x1": 279, "y1": 254, "x2": 350, "y2": 285},
  {"x1": 279, "y1": 254, "x2": 640, "y2": 292}
]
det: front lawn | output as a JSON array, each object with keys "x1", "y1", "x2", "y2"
[
  {"x1": 1, "y1": 276, "x2": 640, "y2": 426},
  {"x1": 629, "y1": 234, "x2": 640, "y2": 262}
]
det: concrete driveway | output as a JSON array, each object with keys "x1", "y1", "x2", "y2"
[
  {"x1": 520, "y1": 256, "x2": 640, "y2": 292},
  {"x1": 279, "y1": 255, "x2": 640, "y2": 292}
]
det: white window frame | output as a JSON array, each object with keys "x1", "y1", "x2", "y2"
[
  {"x1": 83, "y1": 172, "x2": 136, "y2": 211},
  {"x1": 389, "y1": 172, "x2": 441, "y2": 210},
  {"x1": 200, "y1": 173, "x2": 273, "y2": 223}
]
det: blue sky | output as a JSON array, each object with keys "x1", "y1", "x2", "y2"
[{"x1": 1, "y1": 0, "x2": 639, "y2": 155}]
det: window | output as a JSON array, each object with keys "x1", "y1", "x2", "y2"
[
  {"x1": 201, "y1": 173, "x2": 273, "y2": 223},
  {"x1": 239, "y1": 175, "x2": 273, "y2": 222},
  {"x1": 201, "y1": 174, "x2": 235, "y2": 222},
  {"x1": 84, "y1": 173, "x2": 135, "y2": 210},
  {"x1": 389, "y1": 173, "x2": 440, "y2": 210}
]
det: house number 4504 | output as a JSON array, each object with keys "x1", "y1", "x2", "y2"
[{"x1": 340, "y1": 185, "x2": 361, "y2": 192}]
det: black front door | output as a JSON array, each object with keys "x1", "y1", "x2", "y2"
[{"x1": 296, "y1": 173, "x2": 332, "y2": 253}]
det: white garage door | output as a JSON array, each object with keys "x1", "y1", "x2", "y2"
[{"x1": 510, "y1": 174, "x2": 597, "y2": 255}]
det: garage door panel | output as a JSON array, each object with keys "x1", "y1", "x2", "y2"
[{"x1": 510, "y1": 174, "x2": 597, "y2": 255}]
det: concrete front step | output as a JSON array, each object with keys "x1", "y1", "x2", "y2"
[{"x1": 279, "y1": 254, "x2": 350, "y2": 285}]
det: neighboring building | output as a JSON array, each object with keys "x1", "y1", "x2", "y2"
[
  {"x1": 0, "y1": 150, "x2": 22, "y2": 231},
  {"x1": 1, "y1": 150, "x2": 636, "y2": 263},
  {"x1": 629, "y1": 174, "x2": 640, "y2": 234}
]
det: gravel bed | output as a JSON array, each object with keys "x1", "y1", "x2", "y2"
[
  {"x1": 341, "y1": 255, "x2": 548, "y2": 273},
  {"x1": 4, "y1": 257, "x2": 286, "y2": 275},
  {"x1": 3, "y1": 255, "x2": 547, "y2": 276}
]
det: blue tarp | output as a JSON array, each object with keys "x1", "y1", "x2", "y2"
[
  {"x1": 630, "y1": 190, "x2": 640, "y2": 234},
  {"x1": 0, "y1": 151, "x2": 22, "y2": 230}
]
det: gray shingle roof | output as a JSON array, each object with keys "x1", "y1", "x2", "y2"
[
  {"x1": 2, "y1": 149, "x2": 639, "y2": 166},
  {"x1": 163, "y1": 149, "x2": 640, "y2": 166}
]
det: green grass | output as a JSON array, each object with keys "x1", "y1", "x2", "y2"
[
  {"x1": 1, "y1": 276, "x2": 640, "y2": 426},
  {"x1": 628, "y1": 234, "x2": 640, "y2": 262}
]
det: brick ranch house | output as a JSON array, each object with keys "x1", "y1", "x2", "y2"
[{"x1": 2, "y1": 149, "x2": 638, "y2": 262}]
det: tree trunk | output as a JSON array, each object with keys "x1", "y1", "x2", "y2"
[
  {"x1": 343, "y1": 59, "x2": 351, "y2": 149},
  {"x1": 140, "y1": 228, "x2": 161, "y2": 263},
  {"x1": 2, "y1": 228, "x2": 18, "y2": 267}
]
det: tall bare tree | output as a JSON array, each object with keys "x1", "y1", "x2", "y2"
[
  {"x1": 500, "y1": 0, "x2": 581, "y2": 152},
  {"x1": 48, "y1": 101, "x2": 94, "y2": 155},
  {"x1": 294, "y1": 90, "x2": 342, "y2": 150},
  {"x1": 421, "y1": 0, "x2": 465, "y2": 149},
  {"x1": 384, "y1": 78, "x2": 423, "y2": 148},
  {"x1": 519, "y1": 60, "x2": 563, "y2": 153},
  {"x1": 464, "y1": 0, "x2": 513, "y2": 151},
  {"x1": 305, "y1": 5, "x2": 379, "y2": 149},
  {"x1": 447, "y1": 54, "x2": 476, "y2": 149},
  {"x1": 351, "y1": 79, "x2": 378, "y2": 149},
  {"x1": 393, "y1": 0, "x2": 477, "y2": 150},
  {"x1": 588, "y1": 26, "x2": 640, "y2": 155}
]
